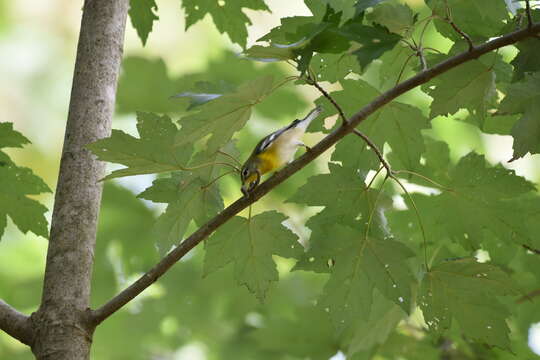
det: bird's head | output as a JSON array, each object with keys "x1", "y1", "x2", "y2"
[{"x1": 240, "y1": 160, "x2": 261, "y2": 197}]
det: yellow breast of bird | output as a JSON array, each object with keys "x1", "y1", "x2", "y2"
[{"x1": 258, "y1": 127, "x2": 303, "y2": 174}]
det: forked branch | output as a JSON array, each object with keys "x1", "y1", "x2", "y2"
[
  {"x1": 91, "y1": 21, "x2": 540, "y2": 326},
  {"x1": 444, "y1": 0, "x2": 474, "y2": 50}
]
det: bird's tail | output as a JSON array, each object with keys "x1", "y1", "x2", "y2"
[{"x1": 296, "y1": 105, "x2": 323, "y2": 130}]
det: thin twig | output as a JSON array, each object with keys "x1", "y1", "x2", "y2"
[
  {"x1": 424, "y1": 46, "x2": 443, "y2": 54},
  {"x1": 417, "y1": 47, "x2": 428, "y2": 71},
  {"x1": 393, "y1": 169, "x2": 454, "y2": 193},
  {"x1": 390, "y1": 175, "x2": 429, "y2": 271},
  {"x1": 517, "y1": 288, "x2": 540, "y2": 303},
  {"x1": 90, "y1": 22, "x2": 540, "y2": 325},
  {"x1": 305, "y1": 70, "x2": 391, "y2": 175},
  {"x1": 352, "y1": 129, "x2": 392, "y2": 176},
  {"x1": 396, "y1": 53, "x2": 417, "y2": 85},
  {"x1": 305, "y1": 69, "x2": 348, "y2": 125},
  {"x1": 201, "y1": 170, "x2": 236, "y2": 190},
  {"x1": 523, "y1": 244, "x2": 540, "y2": 255},
  {"x1": 366, "y1": 166, "x2": 385, "y2": 191},
  {"x1": 444, "y1": 1, "x2": 474, "y2": 51},
  {"x1": 217, "y1": 150, "x2": 242, "y2": 167},
  {"x1": 526, "y1": 0, "x2": 533, "y2": 29}
]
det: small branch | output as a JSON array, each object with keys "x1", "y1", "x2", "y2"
[
  {"x1": 307, "y1": 72, "x2": 392, "y2": 175},
  {"x1": 526, "y1": 0, "x2": 533, "y2": 29},
  {"x1": 91, "y1": 21, "x2": 540, "y2": 325},
  {"x1": 305, "y1": 72, "x2": 348, "y2": 125},
  {"x1": 522, "y1": 244, "x2": 540, "y2": 254},
  {"x1": 352, "y1": 129, "x2": 392, "y2": 176},
  {"x1": 444, "y1": 1, "x2": 474, "y2": 51},
  {"x1": 517, "y1": 288, "x2": 540, "y2": 304},
  {"x1": 0, "y1": 299, "x2": 33, "y2": 345}
]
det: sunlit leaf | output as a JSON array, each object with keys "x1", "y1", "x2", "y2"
[
  {"x1": 87, "y1": 112, "x2": 193, "y2": 180},
  {"x1": 176, "y1": 75, "x2": 275, "y2": 154},
  {"x1": 181, "y1": 0, "x2": 269, "y2": 48},
  {"x1": 128, "y1": 0, "x2": 158, "y2": 46},
  {"x1": 0, "y1": 123, "x2": 51, "y2": 239}
]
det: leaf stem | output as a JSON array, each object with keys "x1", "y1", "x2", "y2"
[
  {"x1": 351, "y1": 129, "x2": 392, "y2": 177},
  {"x1": 201, "y1": 169, "x2": 236, "y2": 190},
  {"x1": 393, "y1": 169, "x2": 454, "y2": 193},
  {"x1": 390, "y1": 175, "x2": 430, "y2": 272}
]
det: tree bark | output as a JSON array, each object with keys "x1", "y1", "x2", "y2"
[
  {"x1": 0, "y1": 300, "x2": 32, "y2": 345},
  {"x1": 30, "y1": 0, "x2": 128, "y2": 359}
]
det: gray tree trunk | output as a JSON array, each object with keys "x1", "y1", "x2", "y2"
[{"x1": 30, "y1": 0, "x2": 129, "y2": 359}]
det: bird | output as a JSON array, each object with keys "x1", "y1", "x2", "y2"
[{"x1": 240, "y1": 105, "x2": 323, "y2": 196}]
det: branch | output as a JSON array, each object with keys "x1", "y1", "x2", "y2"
[
  {"x1": 305, "y1": 73, "x2": 391, "y2": 175},
  {"x1": 305, "y1": 73, "x2": 348, "y2": 125},
  {"x1": 522, "y1": 244, "x2": 540, "y2": 255},
  {"x1": 91, "y1": 21, "x2": 540, "y2": 326},
  {"x1": 444, "y1": 1, "x2": 474, "y2": 51},
  {"x1": 517, "y1": 288, "x2": 540, "y2": 304},
  {"x1": 0, "y1": 300, "x2": 32, "y2": 345},
  {"x1": 526, "y1": 0, "x2": 533, "y2": 29},
  {"x1": 352, "y1": 129, "x2": 392, "y2": 176}
]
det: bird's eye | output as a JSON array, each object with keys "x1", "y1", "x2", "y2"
[{"x1": 241, "y1": 168, "x2": 249, "y2": 179}]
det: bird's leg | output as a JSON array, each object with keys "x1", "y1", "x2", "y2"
[{"x1": 295, "y1": 140, "x2": 311, "y2": 152}]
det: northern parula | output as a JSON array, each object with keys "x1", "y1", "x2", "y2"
[{"x1": 240, "y1": 106, "x2": 323, "y2": 196}]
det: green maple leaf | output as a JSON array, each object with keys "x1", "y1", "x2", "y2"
[
  {"x1": 258, "y1": 6, "x2": 351, "y2": 73},
  {"x1": 318, "y1": 224, "x2": 415, "y2": 330},
  {"x1": 318, "y1": 79, "x2": 428, "y2": 169},
  {"x1": 175, "y1": 75, "x2": 275, "y2": 154},
  {"x1": 420, "y1": 258, "x2": 517, "y2": 350},
  {"x1": 0, "y1": 123, "x2": 51, "y2": 239},
  {"x1": 366, "y1": 2, "x2": 414, "y2": 34},
  {"x1": 511, "y1": 38, "x2": 540, "y2": 82},
  {"x1": 376, "y1": 42, "x2": 417, "y2": 90},
  {"x1": 510, "y1": 102, "x2": 540, "y2": 160},
  {"x1": 425, "y1": 59, "x2": 496, "y2": 118},
  {"x1": 427, "y1": 0, "x2": 509, "y2": 40},
  {"x1": 181, "y1": 0, "x2": 269, "y2": 48},
  {"x1": 355, "y1": 0, "x2": 387, "y2": 13},
  {"x1": 309, "y1": 53, "x2": 362, "y2": 83},
  {"x1": 498, "y1": 72, "x2": 540, "y2": 159},
  {"x1": 128, "y1": 0, "x2": 158, "y2": 46},
  {"x1": 391, "y1": 151, "x2": 536, "y2": 250},
  {"x1": 138, "y1": 170, "x2": 223, "y2": 254},
  {"x1": 0, "y1": 122, "x2": 30, "y2": 148},
  {"x1": 347, "y1": 291, "x2": 405, "y2": 356},
  {"x1": 243, "y1": 45, "x2": 295, "y2": 62},
  {"x1": 88, "y1": 112, "x2": 193, "y2": 180},
  {"x1": 289, "y1": 164, "x2": 413, "y2": 323},
  {"x1": 324, "y1": 0, "x2": 358, "y2": 24},
  {"x1": 337, "y1": 23, "x2": 401, "y2": 69},
  {"x1": 203, "y1": 211, "x2": 302, "y2": 301},
  {"x1": 288, "y1": 163, "x2": 382, "y2": 220},
  {"x1": 499, "y1": 72, "x2": 540, "y2": 114}
]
